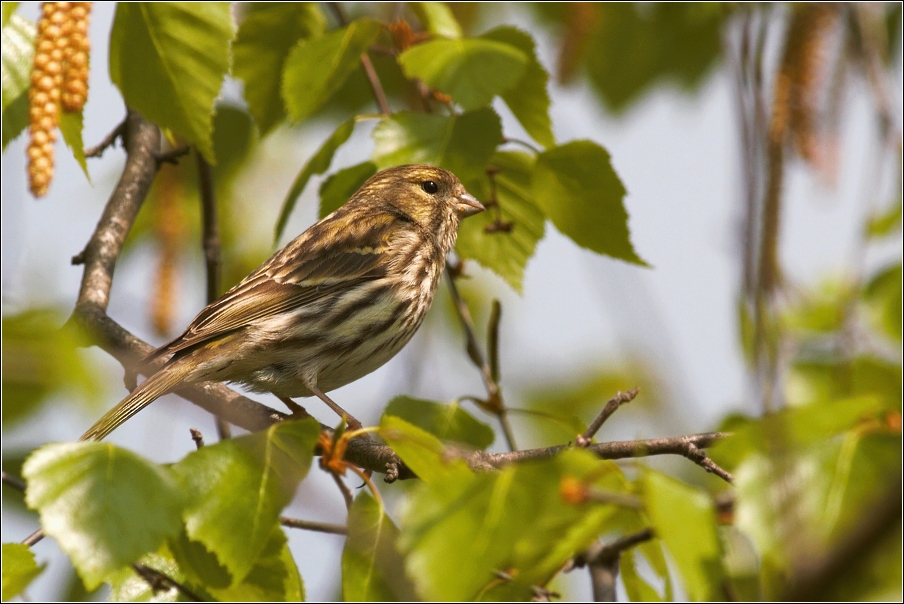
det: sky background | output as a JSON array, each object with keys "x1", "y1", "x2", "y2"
[{"x1": 2, "y1": 3, "x2": 901, "y2": 600}]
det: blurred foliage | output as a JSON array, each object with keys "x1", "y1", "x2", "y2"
[
  {"x1": 2, "y1": 2, "x2": 901, "y2": 602},
  {"x1": 533, "y1": 3, "x2": 726, "y2": 112},
  {"x1": 1, "y1": 309, "x2": 105, "y2": 424},
  {"x1": 1, "y1": 543, "x2": 45, "y2": 601},
  {"x1": 522, "y1": 360, "x2": 664, "y2": 447}
]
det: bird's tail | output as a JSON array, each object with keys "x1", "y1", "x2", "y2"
[{"x1": 79, "y1": 361, "x2": 193, "y2": 441}]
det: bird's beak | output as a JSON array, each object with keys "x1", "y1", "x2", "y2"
[{"x1": 457, "y1": 192, "x2": 486, "y2": 218}]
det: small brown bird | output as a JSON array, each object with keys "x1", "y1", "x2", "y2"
[{"x1": 81, "y1": 164, "x2": 484, "y2": 441}]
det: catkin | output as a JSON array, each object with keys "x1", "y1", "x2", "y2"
[
  {"x1": 61, "y1": 2, "x2": 91, "y2": 112},
  {"x1": 27, "y1": 2, "x2": 91, "y2": 197}
]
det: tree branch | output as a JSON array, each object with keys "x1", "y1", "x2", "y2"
[
  {"x1": 196, "y1": 149, "x2": 231, "y2": 440},
  {"x1": 577, "y1": 388, "x2": 640, "y2": 446},
  {"x1": 280, "y1": 516, "x2": 348, "y2": 536},
  {"x1": 132, "y1": 563, "x2": 204, "y2": 602}
]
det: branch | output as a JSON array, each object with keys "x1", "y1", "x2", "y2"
[
  {"x1": 577, "y1": 388, "x2": 639, "y2": 446},
  {"x1": 195, "y1": 150, "x2": 231, "y2": 441},
  {"x1": 84, "y1": 118, "x2": 126, "y2": 158},
  {"x1": 2, "y1": 471, "x2": 26, "y2": 491},
  {"x1": 447, "y1": 268, "x2": 518, "y2": 451},
  {"x1": 328, "y1": 2, "x2": 391, "y2": 115},
  {"x1": 132, "y1": 563, "x2": 204, "y2": 602},
  {"x1": 280, "y1": 516, "x2": 348, "y2": 536},
  {"x1": 64, "y1": 113, "x2": 733, "y2": 489}
]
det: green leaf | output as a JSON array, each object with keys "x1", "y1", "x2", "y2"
[
  {"x1": 1, "y1": 3, "x2": 19, "y2": 27},
  {"x1": 383, "y1": 396, "x2": 495, "y2": 449},
  {"x1": 532, "y1": 140, "x2": 647, "y2": 265},
  {"x1": 234, "y1": 2, "x2": 327, "y2": 134},
  {"x1": 115, "y1": 537, "x2": 304, "y2": 603},
  {"x1": 455, "y1": 151, "x2": 545, "y2": 292},
  {"x1": 169, "y1": 419, "x2": 320, "y2": 584},
  {"x1": 863, "y1": 262, "x2": 902, "y2": 341},
  {"x1": 643, "y1": 470, "x2": 723, "y2": 601},
  {"x1": 319, "y1": 161, "x2": 377, "y2": 218},
  {"x1": 399, "y1": 448, "x2": 639, "y2": 601},
  {"x1": 109, "y1": 547, "x2": 200, "y2": 602},
  {"x1": 2, "y1": 543, "x2": 45, "y2": 601},
  {"x1": 2, "y1": 309, "x2": 104, "y2": 425},
  {"x1": 1, "y1": 13, "x2": 34, "y2": 149},
  {"x1": 59, "y1": 109, "x2": 89, "y2": 180},
  {"x1": 109, "y1": 3, "x2": 234, "y2": 162},
  {"x1": 282, "y1": 18, "x2": 381, "y2": 123},
  {"x1": 398, "y1": 37, "x2": 527, "y2": 110},
  {"x1": 371, "y1": 108, "x2": 502, "y2": 182},
  {"x1": 274, "y1": 118, "x2": 356, "y2": 243},
  {"x1": 865, "y1": 197, "x2": 902, "y2": 239},
  {"x1": 379, "y1": 415, "x2": 474, "y2": 486},
  {"x1": 342, "y1": 492, "x2": 416, "y2": 601},
  {"x1": 410, "y1": 2, "x2": 462, "y2": 38},
  {"x1": 211, "y1": 104, "x2": 257, "y2": 182},
  {"x1": 23, "y1": 442, "x2": 184, "y2": 590},
  {"x1": 481, "y1": 26, "x2": 555, "y2": 148},
  {"x1": 210, "y1": 528, "x2": 304, "y2": 602}
]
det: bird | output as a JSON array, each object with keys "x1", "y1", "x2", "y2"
[{"x1": 80, "y1": 164, "x2": 485, "y2": 441}]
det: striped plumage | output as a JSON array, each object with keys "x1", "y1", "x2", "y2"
[{"x1": 81, "y1": 165, "x2": 484, "y2": 441}]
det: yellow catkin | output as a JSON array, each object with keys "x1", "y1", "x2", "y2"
[
  {"x1": 28, "y1": 2, "x2": 67, "y2": 197},
  {"x1": 27, "y1": 2, "x2": 91, "y2": 196},
  {"x1": 61, "y1": 2, "x2": 91, "y2": 112}
]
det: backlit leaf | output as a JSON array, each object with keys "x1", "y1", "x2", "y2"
[
  {"x1": 383, "y1": 396, "x2": 495, "y2": 449},
  {"x1": 532, "y1": 140, "x2": 647, "y2": 265},
  {"x1": 169, "y1": 419, "x2": 320, "y2": 585},
  {"x1": 2, "y1": 543, "x2": 45, "y2": 601},
  {"x1": 109, "y1": 3, "x2": 234, "y2": 162},
  {"x1": 398, "y1": 37, "x2": 527, "y2": 110},
  {"x1": 282, "y1": 19, "x2": 381, "y2": 123},
  {"x1": 23, "y1": 443, "x2": 184, "y2": 590},
  {"x1": 342, "y1": 492, "x2": 416, "y2": 601},
  {"x1": 455, "y1": 151, "x2": 545, "y2": 292},
  {"x1": 234, "y1": 2, "x2": 327, "y2": 133},
  {"x1": 371, "y1": 108, "x2": 502, "y2": 182}
]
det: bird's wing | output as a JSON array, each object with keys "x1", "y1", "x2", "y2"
[{"x1": 148, "y1": 209, "x2": 412, "y2": 361}]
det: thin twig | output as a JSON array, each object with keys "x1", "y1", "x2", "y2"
[
  {"x1": 2, "y1": 471, "x2": 26, "y2": 491},
  {"x1": 329, "y1": 2, "x2": 391, "y2": 115},
  {"x1": 85, "y1": 119, "x2": 127, "y2": 158},
  {"x1": 196, "y1": 149, "x2": 231, "y2": 441},
  {"x1": 331, "y1": 472, "x2": 354, "y2": 510},
  {"x1": 154, "y1": 146, "x2": 190, "y2": 167},
  {"x1": 502, "y1": 136, "x2": 542, "y2": 154},
  {"x1": 568, "y1": 528, "x2": 656, "y2": 571},
  {"x1": 280, "y1": 516, "x2": 348, "y2": 535},
  {"x1": 196, "y1": 151, "x2": 221, "y2": 305},
  {"x1": 678, "y1": 443, "x2": 734, "y2": 484},
  {"x1": 132, "y1": 563, "x2": 204, "y2": 602},
  {"x1": 189, "y1": 428, "x2": 205, "y2": 449},
  {"x1": 446, "y1": 267, "x2": 517, "y2": 451},
  {"x1": 577, "y1": 388, "x2": 640, "y2": 446},
  {"x1": 21, "y1": 529, "x2": 44, "y2": 547}
]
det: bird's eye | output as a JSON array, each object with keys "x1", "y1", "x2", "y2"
[{"x1": 421, "y1": 180, "x2": 438, "y2": 194}]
